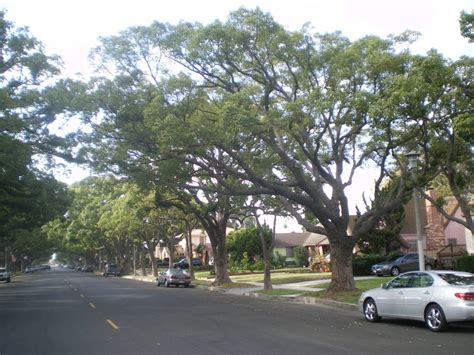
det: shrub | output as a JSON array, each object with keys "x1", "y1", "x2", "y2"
[
  {"x1": 352, "y1": 254, "x2": 388, "y2": 276},
  {"x1": 227, "y1": 226, "x2": 272, "y2": 263},
  {"x1": 456, "y1": 255, "x2": 474, "y2": 273},
  {"x1": 251, "y1": 257, "x2": 265, "y2": 271},
  {"x1": 270, "y1": 252, "x2": 286, "y2": 269},
  {"x1": 294, "y1": 246, "x2": 309, "y2": 267}
]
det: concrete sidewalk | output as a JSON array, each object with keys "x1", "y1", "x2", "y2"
[
  {"x1": 212, "y1": 276, "x2": 376, "y2": 296},
  {"x1": 124, "y1": 273, "x2": 372, "y2": 310}
]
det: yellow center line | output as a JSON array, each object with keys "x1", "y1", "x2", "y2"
[
  {"x1": 89, "y1": 303, "x2": 96, "y2": 309},
  {"x1": 106, "y1": 319, "x2": 119, "y2": 330}
]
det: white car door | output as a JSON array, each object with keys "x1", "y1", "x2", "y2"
[
  {"x1": 401, "y1": 272, "x2": 434, "y2": 319},
  {"x1": 376, "y1": 274, "x2": 412, "y2": 317}
]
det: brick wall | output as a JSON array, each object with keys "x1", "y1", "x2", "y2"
[{"x1": 424, "y1": 190, "x2": 447, "y2": 251}]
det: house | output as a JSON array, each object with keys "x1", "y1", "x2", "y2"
[
  {"x1": 400, "y1": 190, "x2": 473, "y2": 258},
  {"x1": 155, "y1": 228, "x2": 234, "y2": 264},
  {"x1": 273, "y1": 232, "x2": 329, "y2": 265}
]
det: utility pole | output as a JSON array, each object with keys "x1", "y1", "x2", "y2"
[{"x1": 406, "y1": 151, "x2": 425, "y2": 271}]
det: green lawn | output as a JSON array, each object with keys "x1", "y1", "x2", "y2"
[
  {"x1": 230, "y1": 272, "x2": 332, "y2": 284},
  {"x1": 257, "y1": 289, "x2": 304, "y2": 296},
  {"x1": 195, "y1": 268, "x2": 394, "y2": 305},
  {"x1": 253, "y1": 277, "x2": 393, "y2": 304},
  {"x1": 301, "y1": 277, "x2": 393, "y2": 304},
  {"x1": 309, "y1": 277, "x2": 392, "y2": 290}
]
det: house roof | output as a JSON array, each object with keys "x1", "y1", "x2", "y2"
[
  {"x1": 274, "y1": 232, "x2": 311, "y2": 248},
  {"x1": 303, "y1": 233, "x2": 329, "y2": 247},
  {"x1": 274, "y1": 232, "x2": 329, "y2": 248}
]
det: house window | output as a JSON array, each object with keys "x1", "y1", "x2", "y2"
[
  {"x1": 286, "y1": 247, "x2": 294, "y2": 257},
  {"x1": 447, "y1": 238, "x2": 457, "y2": 246}
]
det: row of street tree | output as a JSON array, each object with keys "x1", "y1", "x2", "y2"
[{"x1": 1, "y1": 9, "x2": 472, "y2": 291}]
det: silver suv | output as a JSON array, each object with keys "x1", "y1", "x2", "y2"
[{"x1": 0, "y1": 267, "x2": 11, "y2": 283}]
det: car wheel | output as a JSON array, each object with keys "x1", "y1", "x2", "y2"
[
  {"x1": 184, "y1": 284, "x2": 189, "y2": 288},
  {"x1": 425, "y1": 264, "x2": 433, "y2": 271},
  {"x1": 156, "y1": 280, "x2": 160, "y2": 287},
  {"x1": 425, "y1": 304, "x2": 448, "y2": 332},
  {"x1": 390, "y1": 267, "x2": 400, "y2": 276},
  {"x1": 363, "y1": 298, "x2": 381, "y2": 322},
  {"x1": 6, "y1": 278, "x2": 10, "y2": 283},
  {"x1": 165, "y1": 279, "x2": 170, "y2": 288}
]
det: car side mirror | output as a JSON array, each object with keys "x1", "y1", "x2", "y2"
[{"x1": 381, "y1": 283, "x2": 388, "y2": 289}]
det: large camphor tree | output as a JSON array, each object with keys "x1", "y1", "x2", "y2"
[
  {"x1": 0, "y1": 11, "x2": 73, "y2": 264},
  {"x1": 149, "y1": 9, "x2": 425, "y2": 291},
  {"x1": 80, "y1": 9, "x2": 470, "y2": 291}
]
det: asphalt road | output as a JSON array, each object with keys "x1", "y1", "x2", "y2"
[{"x1": 0, "y1": 269, "x2": 472, "y2": 355}]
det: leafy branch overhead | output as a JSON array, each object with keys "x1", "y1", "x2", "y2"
[{"x1": 79, "y1": 8, "x2": 473, "y2": 291}]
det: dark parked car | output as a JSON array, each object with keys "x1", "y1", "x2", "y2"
[
  {"x1": 156, "y1": 269, "x2": 191, "y2": 287},
  {"x1": 156, "y1": 258, "x2": 170, "y2": 267},
  {"x1": 0, "y1": 267, "x2": 11, "y2": 283},
  {"x1": 103, "y1": 264, "x2": 121, "y2": 277},
  {"x1": 372, "y1": 253, "x2": 436, "y2": 276},
  {"x1": 173, "y1": 258, "x2": 203, "y2": 269},
  {"x1": 82, "y1": 265, "x2": 94, "y2": 272}
]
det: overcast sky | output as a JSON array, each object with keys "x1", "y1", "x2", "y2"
[
  {"x1": 2, "y1": 0, "x2": 472, "y2": 231},
  {"x1": 2, "y1": 0, "x2": 472, "y2": 77}
]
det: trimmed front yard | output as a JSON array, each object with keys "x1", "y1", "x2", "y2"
[
  {"x1": 196, "y1": 268, "x2": 393, "y2": 305},
  {"x1": 257, "y1": 277, "x2": 393, "y2": 304},
  {"x1": 230, "y1": 272, "x2": 332, "y2": 284}
]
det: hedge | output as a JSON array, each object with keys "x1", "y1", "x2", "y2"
[
  {"x1": 456, "y1": 255, "x2": 474, "y2": 273},
  {"x1": 352, "y1": 254, "x2": 388, "y2": 276}
]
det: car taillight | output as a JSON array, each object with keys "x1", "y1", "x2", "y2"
[
  {"x1": 170, "y1": 275, "x2": 177, "y2": 279},
  {"x1": 455, "y1": 292, "x2": 474, "y2": 300}
]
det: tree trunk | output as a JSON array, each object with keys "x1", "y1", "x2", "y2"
[
  {"x1": 202, "y1": 209, "x2": 232, "y2": 286},
  {"x1": 212, "y1": 242, "x2": 231, "y2": 285},
  {"x1": 140, "y1": 249, "x2": 147, "y2": 276},
  {"x1": 262, "y1": 253, "x2": 272, "y2": 290},
  {"x1": 167, "y1": 241, "x2": 176, "y2": 269},
  {"x1": 256, "y1": 214, "x2": 274, "y2": 290},
  {"x1": 328, "y1": 239, "x2": 356, "y2": 292},
  {"x1": 144, "y1": 238, "x2": 158, "y2": 277},
  {"x1": 185, "y1": 228, "x2": 195, "y2": 280}
]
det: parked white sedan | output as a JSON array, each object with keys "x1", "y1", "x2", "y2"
[{"x1": 359, "y1": 270, "x2": 474, "y2": 332}]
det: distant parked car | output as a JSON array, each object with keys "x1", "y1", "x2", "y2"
[
  {"x1": 371, "y1": 253, "x2": 436, "y2": 276},
  {"x1": 0, "y1": 267, "x2": 11, "y2": 283},
  {"x1": 156, "y1": 269, "x2": 191, "y2": 287},
  {"x1": 156, "y1": 258, "x2": 170, "y2": 267},
  {"x1": 173, "y1": 258, "x2": 203, "y2": 269},
  {"x1": 103, "y1": 264, "x2": 121, "y2": 277},
  {"x1": 82, "y1": 265, "x2": 94, "y2": 272},
  {"x1": 24, "y1": 266, "x2": 36, "y2": 273},
  {"x1": 359, "y1": 270, "x2": 474, "y2": 332}
]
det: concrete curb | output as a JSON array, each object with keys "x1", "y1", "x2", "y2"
[
  {"x1": 245, "y1": 292, "x2": 358, "y2": 311},
  {"x1": 201, "y1": 285, "x2": 358, "y2": 311},
  {"x1": 124, "y1": 275, "x2": 359, "y2": 312}
]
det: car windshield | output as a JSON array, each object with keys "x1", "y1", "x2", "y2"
[
  {"x1": 169, "y1": 269, "x2": 185, "y2": 275},
  {"x1": 438, "y1": 273, "x2": 474, "y2": 285},
  {"x1": 387, "y1": 255, "x2": 404, "y2": 262}
]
